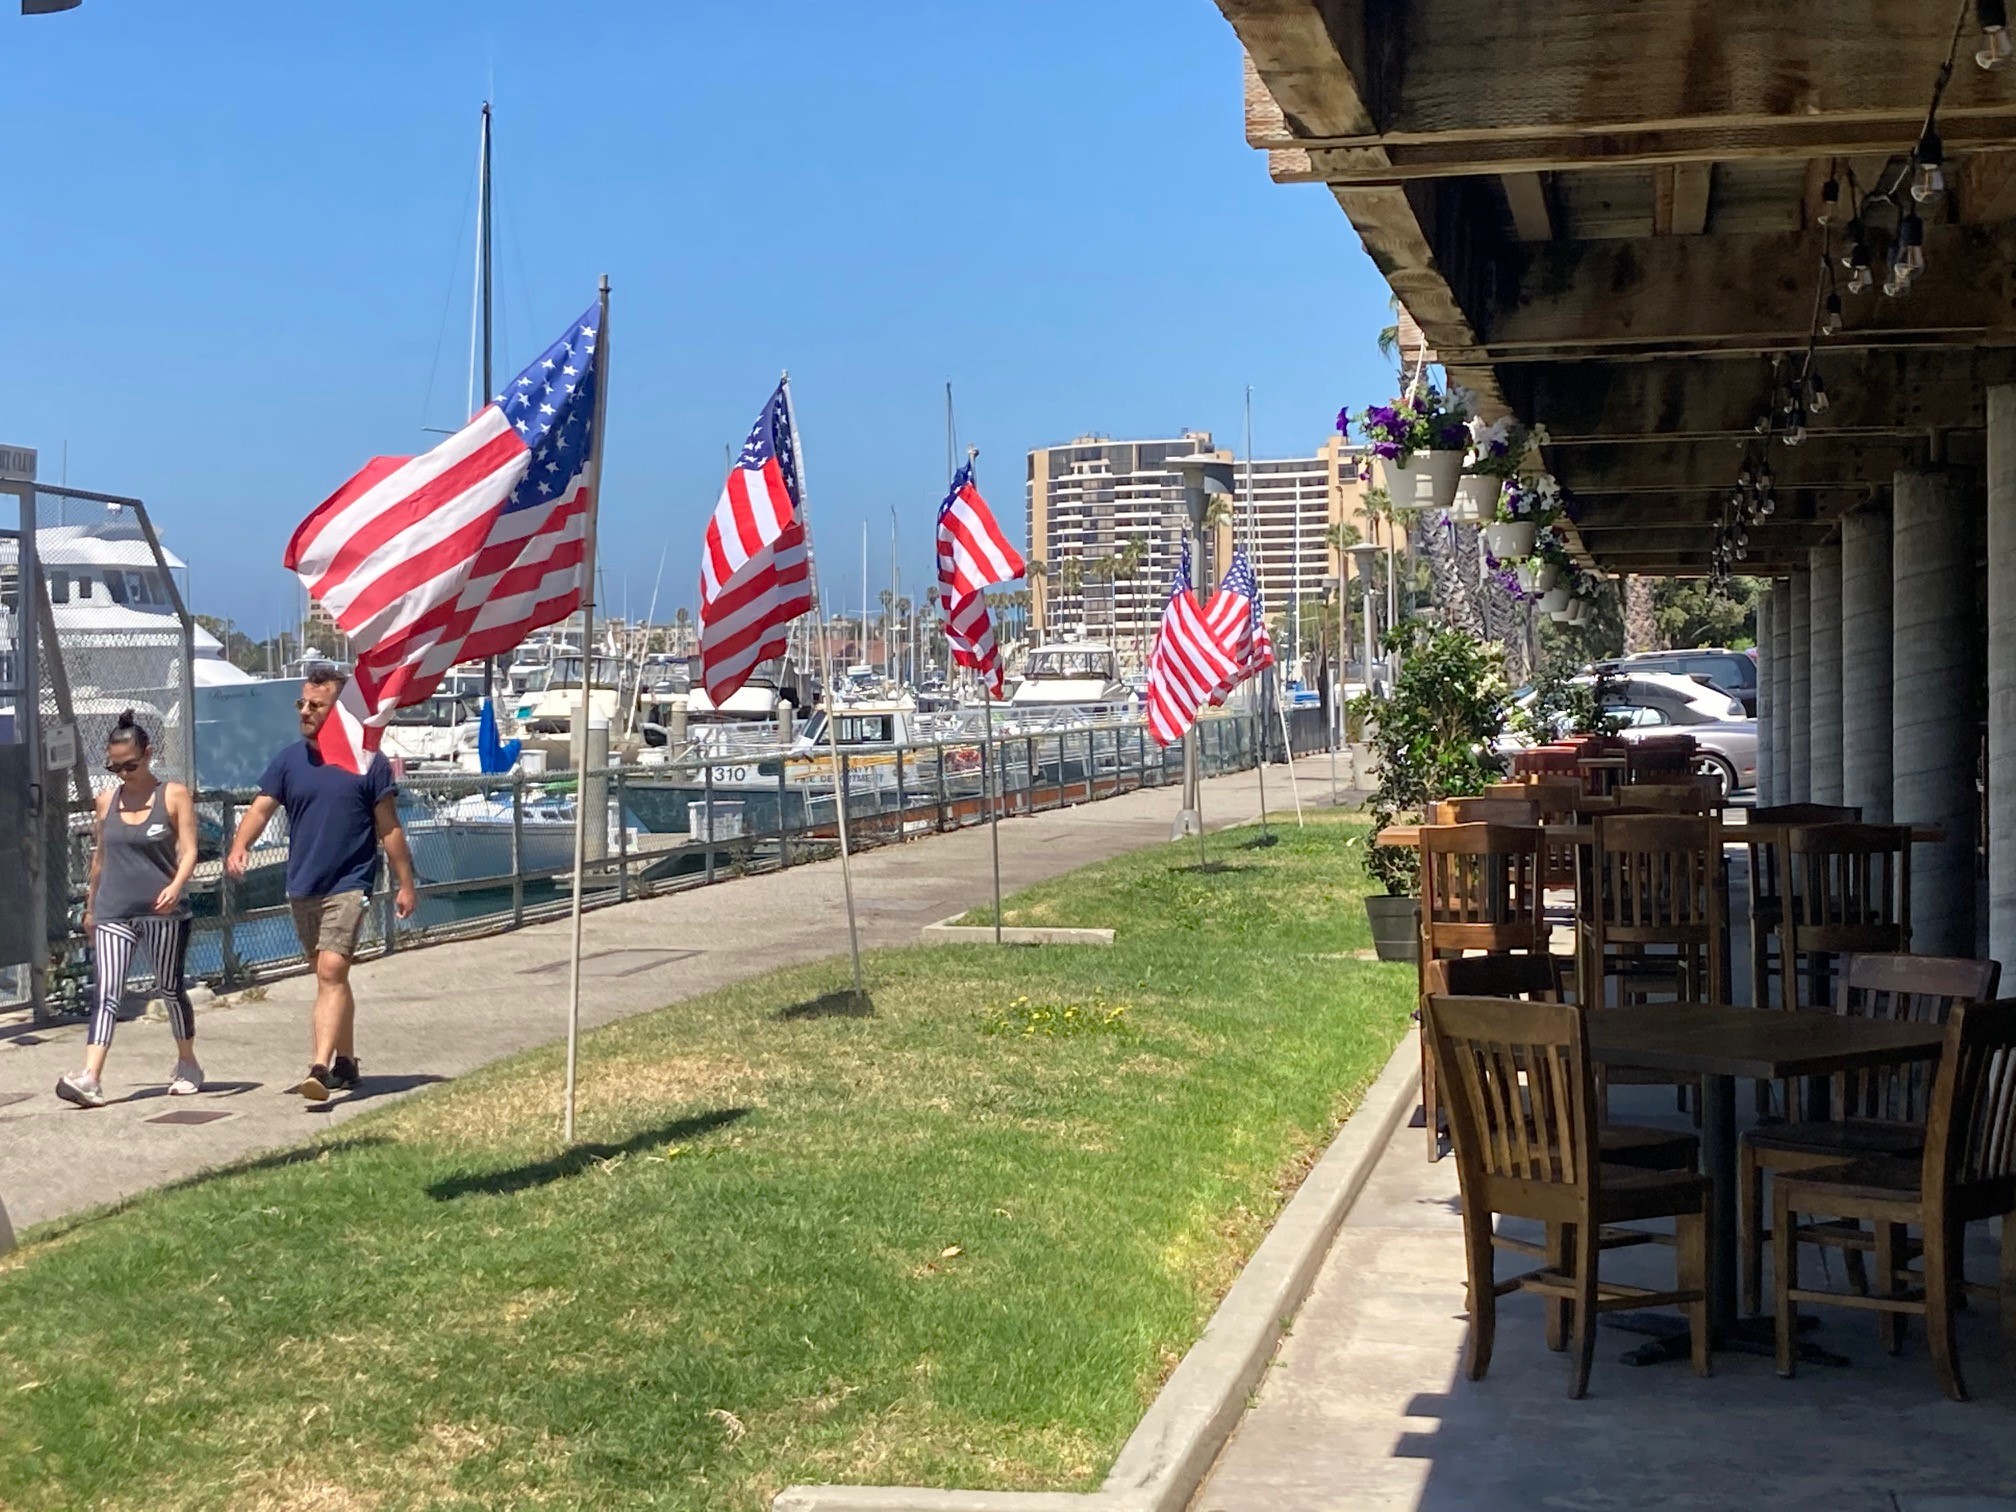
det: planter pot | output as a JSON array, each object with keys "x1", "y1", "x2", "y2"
[
  {"x1": 1482, "y1": 520, "x2": 1538, "y2": 559},
  {"x1": 1531, "y1": 561, "x2": 1561, "y2": 592},
  {"x1": 1449, "y1": 473, "x2": 1497, "y2": 524},
  {"x1": 1564, "y1": 597, "x2": 1593, "y2": 626},
  {"x1": 1364, "y1": 893, "x2": 1421, "y2": 963},
  {"x1": 1376, "y1": 449, "x2": 1466, "y2": 512},
  {"x1": 1536, "y1": 587, "x2": 1571, "y2": 615}
]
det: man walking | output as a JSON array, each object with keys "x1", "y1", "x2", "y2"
[{"x1": 227, "y1": 669, "x2": 417, "y2": 1100}]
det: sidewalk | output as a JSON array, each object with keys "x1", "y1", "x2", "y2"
[{"x1": 0, "y1": 755, "x2": 1353, "y2": 1233}]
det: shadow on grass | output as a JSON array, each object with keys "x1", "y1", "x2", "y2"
[
  {"x1": 1239, "y1": 833, "x2": 1281, "y2": 850},
  {"x1": 426, "y1": 1107, "x2": 752, "y2": 1200},
  {"x1": 27, "y1": 1134, "x2": 396, "y2": 1243},
  {"x1": 1171, "y1": 862, "x2": 1252, "y2": 876},
  {"x1": 774, "y1": 989, "x2": 876, "y2": 1022}
]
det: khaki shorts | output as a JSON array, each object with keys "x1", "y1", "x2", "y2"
[{"x1": 290, "y1": 890, "x2": 369, "y2": 960}]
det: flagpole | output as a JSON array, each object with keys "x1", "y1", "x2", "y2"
[
  {"x1": 562, "y1": 273, "x2": 612, "y2": 1143},
  {"x1": 783, "y1": 372, "x2": 866, "y2": 997},
  {"x1": 966, "y1": 443, "x2": 1006, "y2": 946},
  {"x1": 1242, "y1": 386, "x2": 1271, "y2": 841}
]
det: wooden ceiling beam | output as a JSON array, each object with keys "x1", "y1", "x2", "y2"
[
  {"x1": 1502, "y1": 349, "x2": 2016, "y2": 441},
  {"x1": 1501, "y1": 171, "x2": 1554, "y2": 242},
  {"x1": 1549, "y1": 436, "x2": 1923, "y2": 492},
  {"x1": 1461, "y1": 227, "x2": 2016, "y2": 361},
  {"x1": 1268, "y1": 112, "x2": 2016, "y2": 183}
]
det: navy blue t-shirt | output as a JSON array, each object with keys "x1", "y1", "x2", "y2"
[{"x1": 257, "y1": 742, "x2": 397, "y2": 899}]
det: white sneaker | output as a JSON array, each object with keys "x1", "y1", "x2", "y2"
[
  {"x1": 168, "y1": 1060, "x2": 204, "y2": 1096},
  {"x1": 56, "y1": 1071, "x2": 106, "y2": 1109}
]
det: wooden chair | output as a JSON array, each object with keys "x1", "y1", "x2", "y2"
[
  {"x1": 1434, "y1": 797, "x2": 1541, "y2": 825},
  {"x1": 1608, "y1": 782, "x2": 1711, "y2": 815},
  {"x1": 1579, "y1": 814, "x2": 1725, "y2": 1010},
  {"x1": 1416, "y1": 824, "x2": 1549, "y2": 1158},
  {"x1": 1577, "y1": 755, "x2": 1630, "y2": 800},
  {"x1": 1776, "y1": 824, "x2": 1912, "y2": 1012},
  {"x1": 1738, "y1": 953, "x2": 2001, "y2": 1313},
  {"x1": 1774, "y1": 998, "x2": 2016, "y2": 1400},
  {"x1": 1424, "y1": 954, "x2": 1699, "y2": 1176},
  {"x1": 1426, "y1": 994, "x2": 1712, "y2": 1397},
  {"x1": 1627, "y1": 737, "x2": 1697, "y2": 785},
  {"x1": 1741, "y1": 805, "x2": 1863, "y2": 1009}
]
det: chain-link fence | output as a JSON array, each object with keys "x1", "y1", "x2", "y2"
[{"x1": 25, "y1": 711, "x2": 1266, "y2": 996}]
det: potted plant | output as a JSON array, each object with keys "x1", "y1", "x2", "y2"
[
  {"x1": 1482, "y1": 471, "x2": 1562, "y2": 561},
  {"x1": 1343, "y1": 383, "x2": 1475, "y2": 513},
  {"x1": 1515, "y1": 523, "x2": 1569, "y2": 595},
  {"x1": 1348, "y1": 624, "x2": 1509, "y2": 961},
  {"x1": 1455, "y1": 415, "x2": 1546, "y2": 524}
]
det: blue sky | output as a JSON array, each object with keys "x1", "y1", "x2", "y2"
[{"x1": 6, "y1": 1, "x2": 1394, "y2": 635}]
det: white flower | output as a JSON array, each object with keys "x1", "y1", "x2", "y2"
[{"x1": 1446, "y1": 383, "x2": 1478, "y2": 420}]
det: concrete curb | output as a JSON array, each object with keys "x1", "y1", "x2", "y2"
[
  {"x1": 918, "y1": 917, "x2": 1115, "y2": 948},
  {"x1": 774, "y1": 1029, "x2": 1423, "y2": 1512}
]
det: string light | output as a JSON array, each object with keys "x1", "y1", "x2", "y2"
[
  {"x1": 1823, "y1": 290, "x2": 1845, "y2": 334},
  {"x1": 1898, "y1": 210, "x2": 1927, "y2": 277},
  {"x1": 1980, "y1": 0, "x2": 2012, "y2": 67},
  {"x1": 1818, "y1": 174, "x2": 1841, "y2": 224},
  {"x1": 1808, "y1": 370, "x2": 1830, "y2": 413},
  {"x1": 1912, "y1": 129, "x2": 1947, "y2": 200}
]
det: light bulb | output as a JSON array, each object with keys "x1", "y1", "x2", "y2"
[
  {"x1": 1808, "y1": 373, "x2": 1829, "y2": 413},
  {"x1": 1980, "y1": 0, "x2": 2011, "y2": 67},
  {"x1": 1842, "y1": 220, "x2": 1866, "y2": 270},
  {"x1": 1912, "y1": 131, "x2": 1946, "y2": 202},
  {"x1": 1760, "y1": 490, "x2": 1776, "y2": 517},
  {"x1": 1757, "y1": 464, "x2": 1775, "y2": 492},
  {"x1": 1849, "y1": 265, "x2": 1874, "y2": 294},
  {"x1": 1882, "y1": 268, "x2": 1904, "y2": 297},
  {"x1": 1899, "y1": 212, "x2": 1926, "y2": 274},
  {"x1": 1823, "y1": 291, "x2": 1845, "y2": 334},
  {"x1": 1818, "y1": 177, "x2": 1841, "y2": 225},
  {"x1": 1735, "y1": 544, "x2": 1749, "y2": 561}
]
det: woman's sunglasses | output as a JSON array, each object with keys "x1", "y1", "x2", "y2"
[{"x1": 104, "y1": 759, "x2": 144, "y2": 776}]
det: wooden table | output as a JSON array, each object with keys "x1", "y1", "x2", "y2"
[{"x1": 1587, "y1": 1002, "x2": 1945, "y2": 1363}]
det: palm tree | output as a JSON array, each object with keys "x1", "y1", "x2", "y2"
[{"x1": 674, "y1": 606, "x2": 692, "y2": 655}]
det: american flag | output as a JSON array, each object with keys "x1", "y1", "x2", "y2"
[
  {"x1": 699, "y1": 381, "x2": 813, "y2": 703},
  {"x1": 1203, "y1": 547, "x2": 1275, "y2": 705},
  {"x1": 936, "y1": 460, "x2": 1025, "y2": 698},
  {"x1": 1145, "y1": 543, "x2": 1241, "y2": 748},
  {"x1": 284, "y1": 302, "x2": 600, "y2": 772}
]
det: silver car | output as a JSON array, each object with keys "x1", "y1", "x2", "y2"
[{"x1": 1500, "y1": 672, "x2": 1757, "y2": 794}]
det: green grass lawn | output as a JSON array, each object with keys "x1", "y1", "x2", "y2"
[{"x1": 0, "y1": 813, "x2": 1413, "y2": 1512}]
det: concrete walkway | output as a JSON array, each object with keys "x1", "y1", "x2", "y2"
[
  {"x1": 1193, "y1": 1077, "x2": 2016, "y2": 1512},
  {"x1": 0, "y1": 755, "x2": 1351, "y2": 1233}
]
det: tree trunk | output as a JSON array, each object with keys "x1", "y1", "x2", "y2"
[{"x1": 1623, "y1": 574, "x2": 1660, "y2": 654}]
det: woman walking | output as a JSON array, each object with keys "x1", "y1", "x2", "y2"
[{"x1": 55, "y1": 712, "x2": 202, "y2": 1109}]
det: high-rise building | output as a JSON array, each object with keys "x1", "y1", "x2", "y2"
[
  {"x1": 1026, "y1": 430, "x2": 1376, "y2": 667},
  {"x1": 1026, "y1": 432, "x2": 1233, "y2": 654}
]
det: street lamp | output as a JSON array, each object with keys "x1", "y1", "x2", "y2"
[{"x1": 1347, "y1": 542, "x2": 1384, "y2": 696}]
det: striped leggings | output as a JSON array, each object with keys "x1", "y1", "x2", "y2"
[{"x1": 90, "y1": 916, "x2": 195, "y2": 1047}]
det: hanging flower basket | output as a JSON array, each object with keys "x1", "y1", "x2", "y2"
[
  {"x1": 1515, "y1": 560, "x2": 1561, "y2": 595},
  {"x1": 1483, "y1": 519, "x2": 1538, "y2": 559},
  {"x1": 1537, "y1": 586, "x2": 1572, "y2": 617},
  {"x1": 1564, "y1": 596, "x2": 1594, "y2": 627},
  {"x1": 1449, "y1": 471, "x2": 1497, "y2": 523},
  {"x1": 1345, "y1": 384, "x2": 1474, "y2": 514},
  {"x1": 1381, "y1": 449, "x2": 1465, "y2": 512}
]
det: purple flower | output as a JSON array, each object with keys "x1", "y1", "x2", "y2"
[
  {"x1": 1335, "y1": 406, "x2": 1351, "y2": 433},
  {"x1": 1436, "y1": 421, "x2": 1467, "y2": 450},
  {"x1": 1371, "y1": 440, "x2": 1403, "y2": 461},
  {"x1": 1363, "y1": 404, "x2": 1403, "y2": 436}
]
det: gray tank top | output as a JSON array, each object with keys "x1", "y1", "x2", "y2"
[{"x1": 96, "y1": 784, "x2": 187, "y2": 921}]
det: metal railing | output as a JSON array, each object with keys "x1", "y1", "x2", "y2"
[{"x1": 38, "y1": 711, "x2": 1273, "y2": 996}]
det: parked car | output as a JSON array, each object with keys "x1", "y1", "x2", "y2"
[
  {"x1": 1590, "y1": 648, "x2": 1758, "y2": 716},
  {"x1": 1497, "y1": 672, "x2": 1757, "y2": 794}
]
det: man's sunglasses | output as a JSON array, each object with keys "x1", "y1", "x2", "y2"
[
  {"x1": 295, "y1": 699, "x2": 332, "y2": 713},
  {"x1": 105, "y1": 759, "x2": 144, "y2": 776}
]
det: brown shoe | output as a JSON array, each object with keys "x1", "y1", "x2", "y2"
[{"x1": 299, "y1": 1065, "x2": 331, "y2": 1102}]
